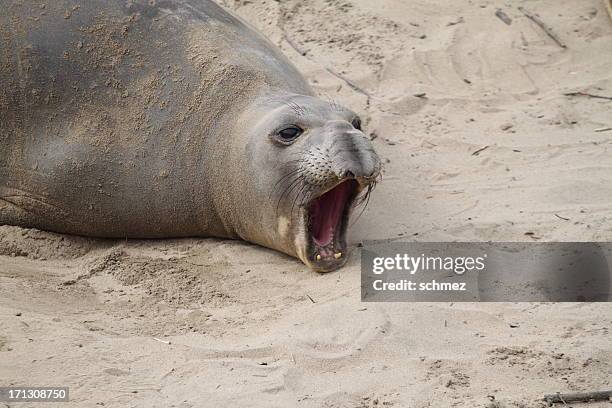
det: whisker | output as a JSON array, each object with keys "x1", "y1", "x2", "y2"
[
  {"x1": 276, "y1": 175, "x2": 304, "y2": 215},
  {"x1": 291, "y1": 183, "x2": 312, "y2": 219},
  {"x1": 276, "y1": 174, "x2": 301, "y2": 200},
  {"x1": 273, "y1": 168, "x2": 302, "y2": 189},
  {"x1": 349, "y1": 180, "x2": 378, "y2": 227}
]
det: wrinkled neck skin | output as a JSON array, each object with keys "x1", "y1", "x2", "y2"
[{"x1": 208, "y1": 90, "x2": 307, "y2": 261}]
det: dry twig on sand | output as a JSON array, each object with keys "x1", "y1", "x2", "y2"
[
  {"x1": 471, "y1": 145, "x2": 490, "y2": 156},
  {"x1": 324, "y1": 67, "x2": 373, "y2": 99},
  {"x1": 495, "y1": 9, "x2": 512, "y2": 25},
  {"x1": 563, "y1": 91, "x2": 612, "y2": 101},
  {"x1": 281, "y1": 31, "x2": 374, "y2": 100},
  {"x1": 543, "y1": 390, "x2": 612, "y2": 405},
  {"x1": 518, "y1": 7, "x2": 566, "y2": 49},
  {"x1": 282, "y1": 32, "x2": 307, "y2": 56}
]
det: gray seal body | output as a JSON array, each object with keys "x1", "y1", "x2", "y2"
[{"x1": 0, "y1": 0, "x2": 381, "y2": 271}]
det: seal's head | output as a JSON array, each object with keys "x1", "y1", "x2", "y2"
[{"x1": 224, "y1": 93, "x2": 381, "y2": 272}]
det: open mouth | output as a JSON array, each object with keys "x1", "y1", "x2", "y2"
[{"x1": 307, "y1": 179, "x2": 360, "y2": 269}]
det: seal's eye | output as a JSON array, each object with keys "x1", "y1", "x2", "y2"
[
  {"x1": 351, "y1": 117, "x2": 362, "y2": 131},
  {"x1": 277, "y1": 126, "x2": 303, "y2": 142}
]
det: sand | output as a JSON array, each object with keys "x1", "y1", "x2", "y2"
[{"x1": 1, "y1": 0, "x2": 612, "y2": 407}]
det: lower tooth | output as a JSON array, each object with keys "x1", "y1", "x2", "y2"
[
  {"x1": 316, "y1": 254, "x2": 322, "y2": 261},
  {"x1": 334, "y1": 252, "x2": 342, "y2": 259}
]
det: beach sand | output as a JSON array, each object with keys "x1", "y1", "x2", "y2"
[{"x1": 1, "y1": 0, "x2": 611, "y2": 406}]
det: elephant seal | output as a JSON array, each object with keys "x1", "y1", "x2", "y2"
[{"x1": 0, "y1": 0, "x2": 381, "y2": 272}]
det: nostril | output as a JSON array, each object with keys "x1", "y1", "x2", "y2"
[{"x1": 343, "y1": 170, "x2": 355, "y2": 179}]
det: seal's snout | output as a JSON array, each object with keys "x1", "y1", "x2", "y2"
[
  {"x1": 300, "y1": 122, "x2": 380, "y2": 195},
  {"x1": 297, "y1": 120, "x2": 381, "y2": 272},
  {"x1": 326, "y1": 122, "x2": 381, "y2": 184}
]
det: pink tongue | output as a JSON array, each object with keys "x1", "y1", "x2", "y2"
[{"x1": 310, "y1": 180, "x2": 355, "y2": 247}]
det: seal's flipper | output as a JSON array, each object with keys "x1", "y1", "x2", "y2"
[{"x1": 0, "y1": 187, "x2": 73, "y2": 233}]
